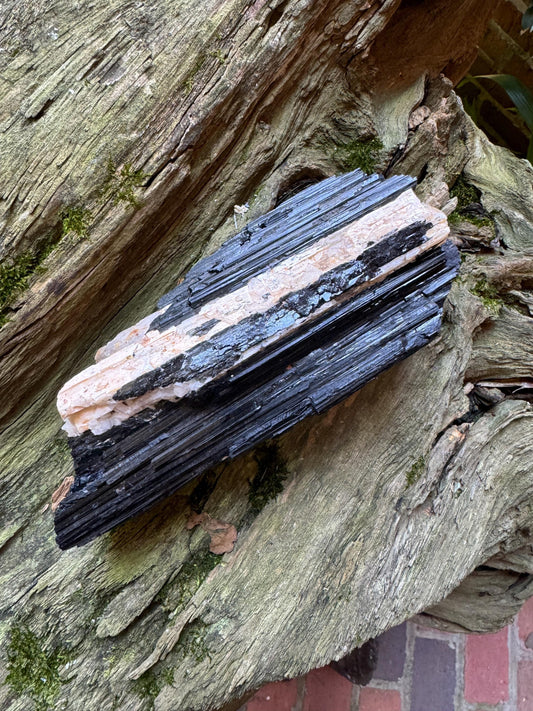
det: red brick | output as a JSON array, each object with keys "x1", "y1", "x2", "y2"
[
  {"x1": 481, "y1": 24, "x2": 514, "y2": 69},
  {"x1": 359, "y1": 687, "x2": 401, "y2": 711},
  {"x1": 464, "y1": 628, "x2": 509, "y2": 704},
  {"x1": 518, "y1": 660, "x2": 533, "y2": 711},
  {"x1": 470, "y1": 55, "x2": 497, "y2": 77},
  {"x1": 247, "y1": 679, "x2": 298, "y2": 711},
  {"x1": 519, "y1": 596, "x2": 533, "y2": 645},
  {"x1": 303, "y1": 666, "x2": 352, "y2": 711}
]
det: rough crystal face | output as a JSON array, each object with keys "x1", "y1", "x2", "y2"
[{"x1": 54, "y1": 169, "x2": 459, "y2": 549}]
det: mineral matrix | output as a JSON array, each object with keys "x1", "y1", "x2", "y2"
[{"x1": 55, "y1": 169, "x2": 459, "y2": 548}]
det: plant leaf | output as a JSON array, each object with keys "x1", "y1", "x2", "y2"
[
  {"x1": 476, "y1": 74, "x2": 533, "y2": 132},
  {"x1": 522, "y1": 6, "x2": 533, "y2": 31}
]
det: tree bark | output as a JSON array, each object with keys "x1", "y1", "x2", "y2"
[{"x1": 1, "y1": 1, "x2": 533, "y2": 710}]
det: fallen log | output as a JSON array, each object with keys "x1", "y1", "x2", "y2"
[{"x1": 55, "y1": 170, "x2": 458, "y2": 548}]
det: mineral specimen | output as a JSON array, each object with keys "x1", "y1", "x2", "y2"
[{"x1": 54, "y1": 169, "x2": 459, "y2": 549}]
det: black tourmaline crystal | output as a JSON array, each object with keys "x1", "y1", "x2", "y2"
[{"x1": 54, "y1": 169, "x2": 459, "y2": 549}]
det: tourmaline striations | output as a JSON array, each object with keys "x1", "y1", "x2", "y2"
[{"x1": 54, "y1": 169, "x2": 459, "y2": 549}]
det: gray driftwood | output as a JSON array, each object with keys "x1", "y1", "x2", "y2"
[{"x1": 0, "y1": 1, "x2": 532, "y2": 710}]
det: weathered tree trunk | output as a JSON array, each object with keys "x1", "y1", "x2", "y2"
[{"x1": 1, "y1": 1, "x2": 533, "y2": 710}]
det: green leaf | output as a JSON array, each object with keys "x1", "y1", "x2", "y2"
[
  {"x1": 522, "y1": 5, "x2": 533, "y2": 31},
  {"x1": 476, "y1": 74, "x2": 533, "y2": 133}
]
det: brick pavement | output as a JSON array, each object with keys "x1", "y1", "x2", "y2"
[{"x1": 240, "y1": 596, "x2": 533, "y2": 711}]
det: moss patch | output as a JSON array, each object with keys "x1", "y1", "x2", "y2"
[
  {"x1": 471, "y1": 278, "x2": 503, "y2": 315},
  {"x1": 133, "y1": 667, "x2": 174, "y2": 710},
  {"x1": 0, "y1": 230, "x2": 61, "y2": 328},
  {"x1": 159, "y1": 551, "x2": 221, "y2": 616},
  {"x1": 176, "y1": 620, "x2": 210, "y2": 663},
  {"x1": 100, "y1": 158, "x2": 147, "y2": 209},
  {"x1": 248, "y1": 442, "x2": 288, "y2": 514},
  {"x1": 52, "y1": 432, "x2": 71, "y2": 457},
  {"x1": 501, "y1": 292, "x2": 532, "y2": 317},
  {"x1": 0, "y1": 153, "x2": 147, "y2": 329},
  {"x1": 181, "y1": 54, "x2": 207, "y2": 95},
  {"x1": 449, "y1": 175, "x2": 493, "y2": 228},
  {"x1": 405, "y1": 456, "x2": 426, "y2": 488},
  {"x1": 448, "y1": 211, "x2": 493, "y2": 228},
  {"x1": 450, "y1": 175, "x2": 480, "y2": 209},
  {"x1": 133, "y1": 623, "x2": 208, "y2": 707},
  {"x1": 61, "y1": 206, "x2": 93, "y2": 239},
  {"x1": 4, "y1": 625, "x2": 70, "y2": 711},
  {"x1": 209, "y1": 49, "x2": 226, "y2": 64},
  {"x1": 338, "y1": 137, "x2": 383, "y2": 174}
]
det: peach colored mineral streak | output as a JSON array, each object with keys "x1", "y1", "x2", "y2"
[{"x1": 57, "y1": 190, "x2": 449, "y2": 437}]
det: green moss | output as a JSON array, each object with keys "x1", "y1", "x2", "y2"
[
  {"x1": 52, "y1": 432, "x2": 71, "y2": 456},
  {"x1": 61, "y1": 206, "x2": 93, "y2": 239},
  {"x1": 405, "y1": 456, "x2": 426, "y2": 488},
  {"x1": 51, "y1": 432, "x2": 72, "y2": 466},
  {"x1": 0, "y1": 199, "x2": 94, "y2": 327},
  {"x1": 449, "y1": 175, "x2": 494, "y2": 228},
  {"x1": 176, "y1": 620, "x2": 210, "y2": 663},
  {"x1": 447, "y1": 211, "x2": 462, "y2": 226},
  {"x1": 133, "y1": 627, "x2": 206, "y2": 708},
  {"x1": 133, "y1": 624, "x2": 207, "y2": 707},
  {"x1": 248, "y1": 442, "x2": 288, "y2": 514},
  {"x1": 450, "y1": 175, "x2": 480, "y2": 209},
  {"x1": 181, "y1": 54, "x2": 207, "y2": 95},
  {"x1": 4, "y1": 625, "x2": 70, "y2": 711},
  {"x1": 0, "y1": 252, "x2": 37, "y2": 312},
  {"x1": 338, "y1": 137, "x2": 384, "y2": 174},
  {"x1": 104, "y1": 646, "x2": 136, "y2": 679},
  {"x1": 133, "y1": 671, "x2": 161, "y2": 707},
  {"x1": 158, "y1": 551, "x2": 221, "y2": 615},
  {"x1": 209, "y1": 49, "x2": 226, "y2": 64},
  {"x1": 100, "y1": 158, "x2": 146, "y2": 209},
  {"x1": 183, "y1": 76, "x2": 194, "y2": 95},
  {"x1": 471, "y1": 278, "x2": 503, "y2": 315},
  {"x1": 131, "y1": 614, "x2": 211, "y2": 701},
  {"x1": 468, "y1": 215, "x2": 493, "y2": 228},
  {"x1": 0, "y1": 230, "x2": 61, "y2": 328},
  {"x1": 161, "y1": 668, "x2": 175, "y2": 685},
  {"x1": 133, "y1": 666, "x2": 174, "y2": 710},
  {"x1": 448, "y1": 210, "x2": 492, "y2": 228}
]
